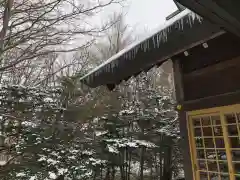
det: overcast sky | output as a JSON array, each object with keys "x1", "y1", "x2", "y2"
[
  {"x1": 72, "y1": 0, "x2": 178, "y2": 47},
  {"x1": 126, "y1": 0, "x2": 178, "y2": 30},
  {"x1": 98, "y1": 0, "x2": 178, "y2": 34}
]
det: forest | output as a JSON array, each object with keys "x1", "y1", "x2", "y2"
[{"x1": 0, "y1": 0, "x2": 183, "y2": 179}]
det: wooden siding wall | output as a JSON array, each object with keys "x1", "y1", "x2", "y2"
[
  {"x1": 183, "y1": 56, "x2": 240, "y2": 101},
  {"x1": 172, "y1": 32, "x2": 240, "y2": 180},
  {"x1": 175, "y1": 33, "x2": 240, "y2": 102},
  {"x1": 181, "y1": 33, "x2": 240, "y2": 74}
]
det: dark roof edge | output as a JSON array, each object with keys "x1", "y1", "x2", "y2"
[
  {"x1": 80, "y1": 10, "x2": 197, "y2": 82},
  {"x1": 80, "y1": 10, "x2": 224, "y2": 88}
]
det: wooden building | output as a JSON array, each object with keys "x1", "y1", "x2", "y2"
[{"x1": 81, "y1": 1, "x2": 240, "y2": 180}]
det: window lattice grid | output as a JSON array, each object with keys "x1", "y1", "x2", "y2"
[{"x1": 188, "y1": 105, "x2": 240, "y2": 180}]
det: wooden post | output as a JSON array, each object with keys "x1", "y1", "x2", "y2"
[{"x1": 172, "y1": 58, "x2": 194, "y2": 180}]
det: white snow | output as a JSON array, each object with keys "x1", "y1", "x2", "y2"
[
  {"x1": 80, "y1": 123, "x2": 89, "y2": 131},
  {"x1": 82, "y1": 150, "x2": 94, "y2": 155},
  {"x1": 88, "y1": 158, "x2": 107, "y2": 166},
  {"x1": 119, "y1": 109, "x2": 135, "y2": 115},
  {"x1": 95, "y1": 130, "x2": 108, "y2": 137},
  {"x1": 58, "y1": 168, "x2": 68, "y2": 175},
  {"x1": 49, "y1": 172, "x2": 57, "y2": 179},
  {"x1": 207, "y1": 154, "x2": 215, "y2": 159},
  {"x1": 125, "y1": 142, "x2": 138, "y2": 148},
  {"x1": 174, "y1": 169, "x2": 185, "y2": 179},
  {"x1": 93, "y1": 117, "x2": 100, "y2": 123},
  {"x1": 38, "y1": 155, "x2": 47, "y2": 162},
  {"x1": 104, "y1": 138, "x2": 157, "y2": 149},
  {"x1": 68, "y1": 155, "x2": 76, "y2": 160},
  {"x1": 29, "y1": 176, "x2": 37, "y2": 180},
  {"x1": 70, "y1": 149, "x2": 79, "y2": 154},
  {"x1": 77, "y1": 170, "x2": 93, "y2": 178},
  {"x1": 221, "y1": 154, "x2": 227, "y2": 160},
  {"x1": 44, "y1": 97, "x2": 54, "y2": 103},
  {"x1": 16, "y1": 172, "x2": 26, "y2": 177},
  {"x1": 0, "y1": 160, "x2": 7, "y2": 166},
  {"x1": 50, "y1": 151, "x2": 60, "y2": 157},
  {"x1": 21, "y1": 121, "x2": 37, "y2": 127},
  {"x1": 47, "y1": 158, "x2": 59, "y2": 165},
  {"x1": 107, "y1": 144, "x2": 119, "y2": 153},
  {"x1": 135, "y1": 140, "x2": 157, "y2": 148}
]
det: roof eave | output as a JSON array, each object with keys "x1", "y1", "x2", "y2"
[
  {"x1": 176, "y1": 0, "x2": 240, "y2": 37},
  {"x1": 81, "y1": 11, "x2": 224, "y2": 88}
]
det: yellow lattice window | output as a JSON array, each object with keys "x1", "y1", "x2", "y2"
[{"x1": 187, "y1": 104, "x2": 240, "y2": 180}]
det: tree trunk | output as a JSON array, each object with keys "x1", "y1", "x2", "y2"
[
  {"x1": 163, "y1": 146, "x2": 173, "y2": 180},
  {"x1": 0, "y1": 119, "x2": 5, "y2": 147},
  {"x1": 127, "y1": 150, "x2": 132, "y2": 180},
  {"x1": 101, "y1": 167, "x2": 103, "y2": 180},
  {"x1": 159, "y1": 152, "x2": 163, "y2": 180},
  {"x1": 154, "y1": 152, "x2": 158, "y2": 180},
  {"x1": 93, "y1": 172, "x2": 96, "y2": 180},
  {"x1": 56, "y1": 175, "x2": 64, "y2": 180},
  {"x1": 150, "y1": 158, "x2": 153, "y2": 180},
  {"x1": 105, "y1": 167, "x2": 110, "y2": 180},
  {"x1": 111, "y1": 166, "x2": 116, "y2": 180},
  {"x1": 140, "y1": 147, "x2": 145, "y2": 180},
  {"x1": 119, "y1": 149, "x2": 126, "y2": 180},
  {"x1": 120, "y1": 165, "x2": 125, "y2": 180},
  {"x1": 125, "y1": 148, "x2": 128, "y2": 180}
]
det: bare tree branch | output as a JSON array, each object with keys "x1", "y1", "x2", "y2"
[
  {"x1": 0, "y1": 0, "x2": 125, "y2": 84},
  {"x1": 0, "y1": 0, "x2": 13, "y2": 52}
]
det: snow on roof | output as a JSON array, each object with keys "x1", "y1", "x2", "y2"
[{"x1": 80, "y1": 9, "x2": 202, "y2": 84}]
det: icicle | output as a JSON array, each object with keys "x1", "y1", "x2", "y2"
[
  {"x1": 162, "y1": 29, "x2": 168, "y2": 42},
  {"x1": 152, "y1": 36, "x2": 156, "y2": 48},
  {"x1": 124, "y1": 52, "x2": 128, "y2": 59},
  {"x1": 130, "y1": 50, "x2": 133, "y2": 60},
  {"x1": 129, "y1": 50, "x2": 132, "y2": 60},
  {"x1": 168, "y1": 25, "x2": 172, "y2": 32},
  {"x1": 125, "y1": 52, "x2": 128, "y2": 59},
  {"x1": 86, "y1": 76, "x2": 90, "y2": 84},
  {"x1": 132, "y1": 48, "x2": 136, "y2": 58},
  {"x1": 159, "y1": 32, "x2": 163, "y2": 42},
  {"x1": 188, "y1": 11, "x2": 203, "y2": 26},
  {"x1": 111, "y1": 63, "x2": 113, "y2": 72},
  {"x1": 146, "y1": 40, "x2": 150, "y2": 51},
  {"x1": 141, "y1": 42, "x2": 145, "y2": 52},
  {"x1": 143, "y1": 41, "x2": 147, "y2": 52},
  {"x1": 180, "y1": 18, "x2": 184, "y2": 30},
  {"x1": 128, "y1": 51, "x2": 131, "y2": 60},
  {"x1": 133, "y1": 45, "x2": 139, "y2": 57},
  {"x1": 156, "y1": 33, "x2": 160, "y2": 48},
  {"x1": 82, "y1": 9, "x2": 207, "y2": 85},
  {"x1": 110, "y1": 64, "x2": 112, "y2": 72}
]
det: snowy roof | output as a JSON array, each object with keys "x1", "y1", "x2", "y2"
[{"x1": 80, "y1": 9, "x2": 223, "y2": 89}]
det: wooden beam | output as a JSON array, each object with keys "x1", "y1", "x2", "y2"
[
  {"x1": 176, "y1": 0, "x2": 240, "y2": 37},
  {"x1": 183, "y1": 90, "x2": 240, "y2": 111},
  {"x1": 173, "y1": 59, "x2": 184, "y2": 102},
  {"x1": 184, "y1": 55, "x2": 240, "y2": 79}
]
